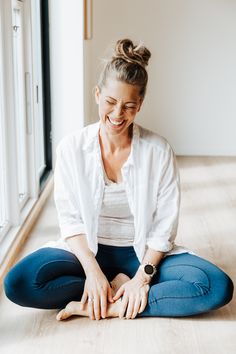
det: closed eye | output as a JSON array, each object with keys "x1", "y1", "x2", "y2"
[{"x1": 105, "y1": 100, "x2": 136, "y2": 110}]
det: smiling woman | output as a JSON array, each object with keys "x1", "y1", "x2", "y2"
[{"x1": 3, "y1": 38, "x2": 234, "y2": 321}]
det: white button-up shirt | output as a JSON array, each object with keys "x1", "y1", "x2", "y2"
[{"x1": 41, "y1": 121, "x2": 196, "y2": 263}]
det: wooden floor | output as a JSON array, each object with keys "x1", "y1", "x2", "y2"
[{"x1": 0, "y1": 156, "x2": 236, "y2": 354}]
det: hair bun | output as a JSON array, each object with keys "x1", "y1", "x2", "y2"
[{"x1": 113, "y1": 38, "x2": 151, "y2": 67}]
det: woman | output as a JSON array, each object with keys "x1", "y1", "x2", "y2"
[{"x1": 4, "y1": 39, "x2": 234, "y2": 321}]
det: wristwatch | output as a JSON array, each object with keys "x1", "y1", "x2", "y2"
[{"x1": 139, "y1": 262, "x2": 157, "y2": 278}]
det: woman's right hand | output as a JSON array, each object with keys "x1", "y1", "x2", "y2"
[{"x1": 80, "y1": 270, "x2": 114, "y2": 320}]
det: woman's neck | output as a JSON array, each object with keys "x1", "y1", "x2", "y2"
[{"x1": 99, "y1": 123, "x2": 133, "y2": 155}]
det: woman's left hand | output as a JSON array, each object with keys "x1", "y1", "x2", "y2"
[{"x1": 112, "y1": 275, "x2": 150, "y2": 319}]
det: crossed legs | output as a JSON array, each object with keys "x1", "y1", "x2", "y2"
[{"x1": 3, "y1": 247, "x2": 234, "y2": 320}]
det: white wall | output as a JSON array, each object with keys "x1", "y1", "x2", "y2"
[
  {"x1": 49, "y1": 0, "x2": 84, "y2": 165},
  {"x1": 85, "y1": 0, "x2": 236, "y2": 155}
]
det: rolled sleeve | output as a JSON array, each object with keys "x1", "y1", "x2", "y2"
[
  {"x1": 147, "y1": 145, "x2": 181, "y2": 253},
  {"x1": 54, "y1": 141, "x2": 85, "y2": 240}
]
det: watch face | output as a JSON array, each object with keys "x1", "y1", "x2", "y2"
[{"x1": 144, "y1": 264, "x2": 154, "y2": 275}]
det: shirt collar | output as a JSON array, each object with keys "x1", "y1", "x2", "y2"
[{"x1": 83, "y1": 120, "x2": 140, "y2": 166}]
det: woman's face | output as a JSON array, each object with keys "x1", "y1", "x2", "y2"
[{"x1": 95, "y1": 78, "x2": 143, "y2": 138}]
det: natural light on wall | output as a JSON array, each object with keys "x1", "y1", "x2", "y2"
[{"x1": 49, "y1": 0, "x2": 85, "y2": 160}]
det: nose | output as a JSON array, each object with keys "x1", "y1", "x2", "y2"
[{"x1": 113, "y1": 103, "x2": 123, "y2": 117}]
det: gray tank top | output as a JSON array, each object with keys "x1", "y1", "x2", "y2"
[{"x1": 97, "y1": 160, "x2": 135, "y2": 246}]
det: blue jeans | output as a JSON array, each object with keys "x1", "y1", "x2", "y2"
[{"x1": 3, "y1": 244, "x2": 234, "y2": 317}]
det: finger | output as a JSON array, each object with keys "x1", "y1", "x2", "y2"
[
  {"x1": 132, "y1": 298, "x2": 141, "y2": 319},
  {"x1": 119, "y1": 296, "x2": 128, "y2": 319},
  {"x1": 108, "y1": 285, "x2": 114, "y2": 303},
  {"x1": 138, "y1": 295, "x2": 148, "y2": 313},
  {"x1": 80, "y1": 291, "x2": 88, "y2": 308},
  {"x1": 88, "y1": 295, "x2": 95, "y2": 320},
  {"x1": 100, "y1": 291, "x2": 107, "y2": 318},
  {"x1": 113, "y1": 286, "x2": 123, "y2": 301},
  {"x1": 93, "y1": 295, "x2": 101, "y2": 321},
  {"x1": 125, "y1": 297, "x2": 135, "y2": 319},
  {"x1": 112, "y1": 289, "x2": 120, "y2": 301}
]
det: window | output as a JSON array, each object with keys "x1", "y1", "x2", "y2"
[
  {"x1": 12, "y1": 0, "x2": 29, "y2": 209},
  {"x1": 0, "y1": 0, "x2": 52, "y2": 261},
  {"x1": 0, "y1": 76, "x2": 10, "y2": 239}
]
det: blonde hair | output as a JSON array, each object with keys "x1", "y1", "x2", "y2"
[{"x1": 97, "y1": 38, "x2": 151, "y2": 98}]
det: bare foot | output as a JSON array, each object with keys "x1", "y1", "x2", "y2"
[
  {"x1": 110, "y1": 273, "x2": 130, "y2": 295},
  {"x1": 56, "y1": 272, "x2": 130, "y2": 321},
  {"x1": 56, "y1": 301, "x2": 87, "y2": 321}
]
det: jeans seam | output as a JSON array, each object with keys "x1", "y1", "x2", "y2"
[
  {"x1": 148, "y1": 264, "x2": 212, "y2": 305},
  {"x1": 149, "y1": 291, "x2": 211, "y2": 305},
  {"x1": 159, "y1": 264, "x2": 211, "y2": 288}
]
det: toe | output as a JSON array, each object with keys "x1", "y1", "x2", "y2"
[
  {"x1": 56, "y1": 309, "x2": 65, "y2": 321},
  {"x1": 56, "y1": 309, "x2": 72, "y2": 321}
]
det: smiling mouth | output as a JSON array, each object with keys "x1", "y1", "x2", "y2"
[{"x1": 107, "y1": 116, "x2": 125, "y2": 127}]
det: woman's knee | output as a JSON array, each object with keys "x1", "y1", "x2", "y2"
[
  {"x1": 3, "y1": 252, "x2": 36, "y2": 305},
  {"x1": 3, "y1": 265, "x2": 24, "y2": 304},
  {"x1": 210, "y1": 269, "x2": 234, "y2": 309},
  {"x1": 184, "y1": 255, "x2": 234, "y2": 310},
  {"x1": 219, "y1": 272, "x2": 234, "y2": 305}
]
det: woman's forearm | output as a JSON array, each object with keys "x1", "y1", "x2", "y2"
[
  {"x1": 65, "y1": 234, "x2": 101, "y2": 276},
  {"x1": 141, "y1": 247, "x2": 165, "y2": 266}
]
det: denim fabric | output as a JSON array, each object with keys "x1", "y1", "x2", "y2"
[{"x1": 3, "y1": 244, "x2": 234, "y2": 317}]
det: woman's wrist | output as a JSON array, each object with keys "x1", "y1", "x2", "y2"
[
  {"x1": 135, "y1": 268, "x2": 152, "y2": 284},
  {"x1": 72, "y1": 250, "x2": 101, "y2": 276},
  {"x1": 81, "y1": 258, "x2": 102, "y2": 276}
]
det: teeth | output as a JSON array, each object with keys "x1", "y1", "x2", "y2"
[{"x1": 108, "y1": 118, "x2": 124, "y2": 126}]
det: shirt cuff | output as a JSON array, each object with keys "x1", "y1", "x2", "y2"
[
  {"x1": 60, "y1": 223, "x2": 86, "y2": 239},
  {"x1": 146, "y1": 235, "x2": 174, "y2": 253}
]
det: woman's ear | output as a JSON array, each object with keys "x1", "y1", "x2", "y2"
[
  {"x1": 137, "y1": 98, "x2": 144, "y2": 112},
  {"x1": 94, "y1": 86, "x2": 100, "y2": 104}
]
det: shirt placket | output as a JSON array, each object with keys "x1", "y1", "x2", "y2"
[{"x1": 93, "y1": 137, "x2": 105, "y2": 241}]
